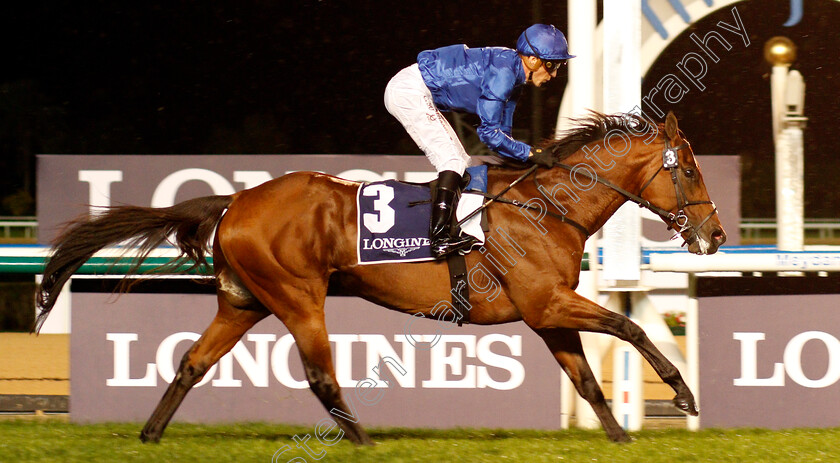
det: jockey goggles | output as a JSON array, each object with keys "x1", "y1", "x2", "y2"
[{"x1": 541, "y1": 59, "x2": 567, "y2": 73}]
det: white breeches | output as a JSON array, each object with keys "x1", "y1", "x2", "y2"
[{"x1": 384, "y1": 64, "x2": 470, "y2": 175}]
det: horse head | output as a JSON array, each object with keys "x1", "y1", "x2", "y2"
[
  {"x1": 537, "y1": 110, "x2": 726, "y2": 255},
  {"x1": 636, "y1": 111, "x2": 727, "y2": 254}
]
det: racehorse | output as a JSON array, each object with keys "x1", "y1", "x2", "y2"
[{"x1": 35, "y1": 111, "x2": 725, "y2": 444}]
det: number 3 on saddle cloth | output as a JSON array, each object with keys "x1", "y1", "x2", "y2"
[{"x1": 356, "y1": 165, "x2": 488, "y2": 265}]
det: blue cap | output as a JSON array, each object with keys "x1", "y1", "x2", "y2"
[{"x1": 516, "y1": 24, "x2": 575, "y2": 60}]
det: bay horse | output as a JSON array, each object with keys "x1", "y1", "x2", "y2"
[{"x1": 36, "y1": 111, "x2": 725, "y2": 444}]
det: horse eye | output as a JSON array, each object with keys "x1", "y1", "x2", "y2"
[{"x1": 684, "y1": 169, "x2": 695, "y2": 178}]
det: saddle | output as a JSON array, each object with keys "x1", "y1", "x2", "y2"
[{"x1": 356, "y1": 165, "x2": 489, "y2": 325}]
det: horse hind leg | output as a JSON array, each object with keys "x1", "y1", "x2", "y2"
[
  {"x1": 140, "y1": 279, "x2": 268, "y2": 443},
  {"x1": 537, "y1": 328, "x2": 631, "y2": 443},
  {"x1": 229, "y1": 272, "x2": 373, "y2": 445},
  {"x1": 217, "y1": 210, "x2": 372, "y2": 444},
  {"x1": 224, "y1": 282, "x2": 374, "y2": 446},
  {"x1": 286, "y1": 311, "x2": 373, "y2": 445}
]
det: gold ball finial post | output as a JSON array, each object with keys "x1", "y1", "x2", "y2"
[{"x1": 764, "y1": 36, "x2": 797, "y2": 66}]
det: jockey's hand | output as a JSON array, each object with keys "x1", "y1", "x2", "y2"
[{"x1": 529, "y1": 148, "x2": 554, "y2": 168}]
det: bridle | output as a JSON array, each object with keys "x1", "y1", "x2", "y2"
[
  {"x1": 638, "y1": 136, "x2": 718, "y2": 246},
  {"x1": 540, "y1": 135, "x2": 718, "y2": 248}
]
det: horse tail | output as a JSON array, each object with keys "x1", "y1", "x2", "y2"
[{"x1": 34, "y1": 195, "x2": 234, "y2": 332}]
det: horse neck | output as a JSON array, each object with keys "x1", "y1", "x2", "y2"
[{"x1": 539, "y1": 137, "x2": 660, "y2": 234}]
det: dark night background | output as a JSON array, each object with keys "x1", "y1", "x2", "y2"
[{"x1": 2, "y1": 0, "x2": 839, "y2": 218}]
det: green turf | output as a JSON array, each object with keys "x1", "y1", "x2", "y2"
[{"x1": 1, "y1": 420, "x2": 839, "y2": 462}]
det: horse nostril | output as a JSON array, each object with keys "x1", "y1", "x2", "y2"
[{"x1": 711, "y1": 229, "x2": 726, "y2": 245}]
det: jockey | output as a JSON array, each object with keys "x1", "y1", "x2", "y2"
[{"x1": 384, "y1": 23, "x2": 574, "y2": 258}]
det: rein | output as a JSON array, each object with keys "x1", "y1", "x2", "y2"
[
  {"x1": 455, "y1": 165, "x2": 537, "y2": 226},
  {"x1": 454, "y1": 165, "x2": 593, "y2": 238},
  {"x1": 455, "y1": 166, "x2": 591, "y2": 238},
  {"x1": 458, "y1": 137, "x2": 718, "y2": 248}
]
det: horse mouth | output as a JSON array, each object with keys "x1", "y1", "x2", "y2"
[
  {"x1": 689, "y1": 228, "x2": 726, "y2": 255},
  {"x1": 692, "y1": 238, "x2": 713, "y2": 255}
]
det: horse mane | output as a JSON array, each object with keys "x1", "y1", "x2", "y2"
[
  {"x1": 541, "y1": 111, "x2": 659, "y2": 162},
  {"x1": 487, "y1": 111, "x2": 660, "y2": 170}
]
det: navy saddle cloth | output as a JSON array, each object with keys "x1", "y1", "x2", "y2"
[{"x1": 356, "y1": 165, "x2": 487, "y2": 264}]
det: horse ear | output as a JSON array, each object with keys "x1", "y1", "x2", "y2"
[{"x1": 665, "y1": 111, "x2": 678, "y2": 139}]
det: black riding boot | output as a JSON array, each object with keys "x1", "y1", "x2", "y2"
[{"x1": 430, "y1": 170, "x2": 475, "y2": 258}]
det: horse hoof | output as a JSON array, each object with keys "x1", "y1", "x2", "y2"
[
  {"x1": 612, "y1": 432, "x2": 633, "y2": 444},
  {"x1": 354, "y1": 432, "x2": 375, "y2": 446},
  {"x1": 139, "y1": 430, "x2": 160, "y2": 444},
  {"x1": 673, "y1": 395, "x2": 699, "y2": 416}
]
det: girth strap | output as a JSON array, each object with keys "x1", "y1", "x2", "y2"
[{"x1": 446, "y1": 252, "x2": 470, "y2": 326}]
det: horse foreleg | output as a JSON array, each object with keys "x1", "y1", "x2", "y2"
[
  {"x1": 601, "y1": 312, "x2": 698, "y2": 416},
  {"x1": 139, "y1": 301, "x2": 267, "y2": 443},
  {"x1": 536, "y1": 328, "x2": 630, "y2": 443},
  {"x1": 530, "y1": 288, "x2": 698, "y2": 418}
]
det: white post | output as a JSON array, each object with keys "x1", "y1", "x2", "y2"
[
  {"x1": 564, "y1": 0, "x2": 598, "y2": 129},
  {"x1": 775, "y1": 69, "x2": 806, "y2": 251},
  {"x1": 634, "y1": 292, "x2": 686, "y2": 376},
  {"x1": 602, "y1": 0, "x2": 642, "y2": 285},
  {"x1": 601, "y1": 0, "x2": 641, "y2": 115},
  {"x1": 562, "y1": 0, "x2": 604, "y2": 431},
  {"x1": 603, "y1": 0, "x2": 644, "y2": 431},
  {"x1": 776, "y1": 127, "x2": 805, "y2": 251},
  {"x1": 770, "y1": 65, "x2": 788, "y2": 144},
  {"x1": 766, "y1": 37, "x2": 806, "y2": 252},
  {"x1": 605, "y1": 291, "x2": 644, "y2": 431},
  {"x1": 576, "y1": 333, "x2": 614, "y2": 429},
  {"x1": 686, "y1": 274, "x2": 700, "y2": 431}
]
